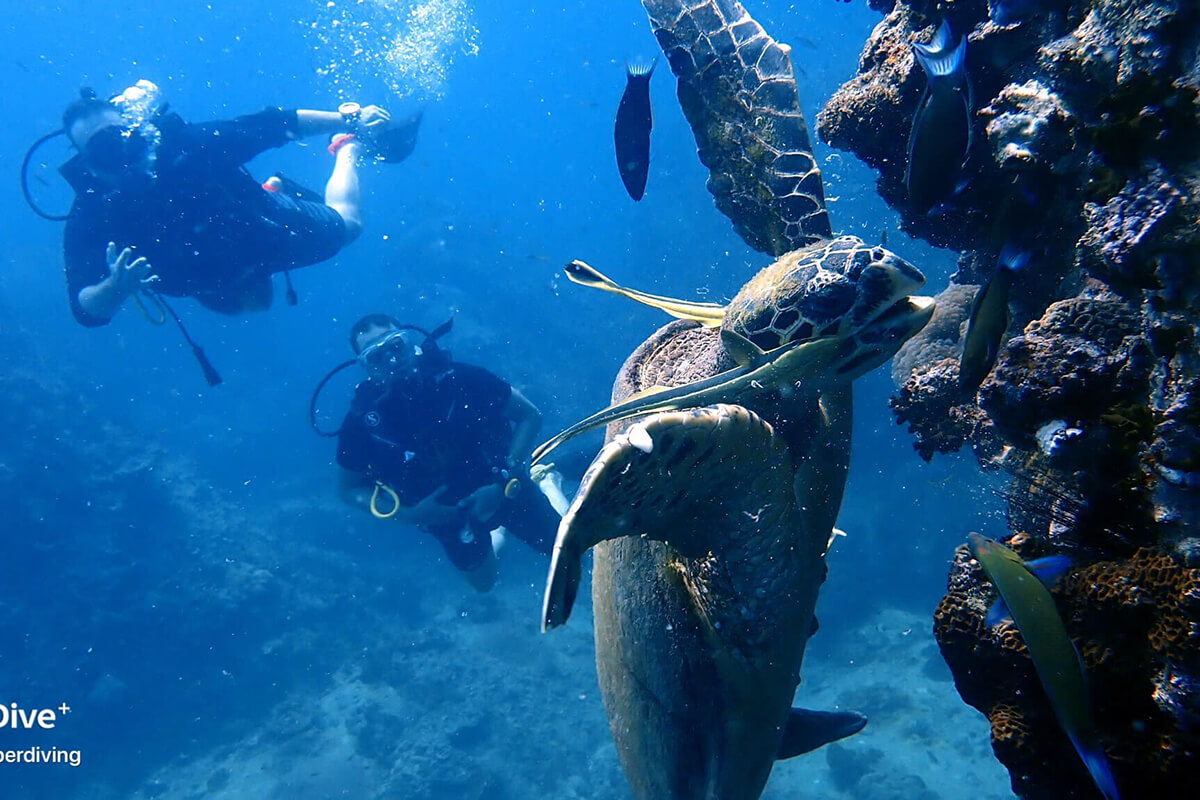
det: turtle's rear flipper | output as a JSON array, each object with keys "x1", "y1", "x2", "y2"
[
  {"x1": 777, "y1": 707, "x2": 868, "y2": 759},
  {"x1": 541, "y1": 403, "x2": 794, "y2": 631}
]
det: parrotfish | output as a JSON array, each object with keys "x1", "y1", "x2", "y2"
[
  {"x1": 959, "y1": 245, "x2": 1029, "y2": 394},
  {"x1": 905, "y1": 21, "x2": 972, "y2": 213},
  {"x1": 968, "y1": 533, "x2": 1121, "y2": 800},
  {"x1": 614, "y1": 60, "x2": 656, "y2": 201}
]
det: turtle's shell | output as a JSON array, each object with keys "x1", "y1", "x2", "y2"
[{"x1": 724, "y1": 235, "x2": 926, "y2": 351}]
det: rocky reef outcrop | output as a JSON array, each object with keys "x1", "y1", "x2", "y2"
[{"x1": 821, "y1": 0, "x2": 1200, "y2": 795}]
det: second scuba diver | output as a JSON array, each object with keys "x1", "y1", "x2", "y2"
[{"x1": 330, "y1": 314, "x2": 568, "y2": 593}]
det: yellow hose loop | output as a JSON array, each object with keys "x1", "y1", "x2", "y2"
[
  {"x1": 504, "y1": 477, "x2": 521, "y2": 499},
  {"x1": 134, "y1": 289, "x2": 167, "y2": 325},
  {"x1": 370, "y1": 482, "x2": 402, "y2": 519}
]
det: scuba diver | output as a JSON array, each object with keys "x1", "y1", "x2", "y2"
[
  {"x1": 25, "y1": 80, "x2": 420, "y2": 382},
  {"x1": 327, "y1": 314, "x2": 568, "y2": 593}
]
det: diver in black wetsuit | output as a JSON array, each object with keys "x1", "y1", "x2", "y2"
[
  {"x1": 334, "y1": 314, "x2": 567, "y2": 593},
  {"x1": 57, "y1": 81, "x2": 399, "y2": 326}
]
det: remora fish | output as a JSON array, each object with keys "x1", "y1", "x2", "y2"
[
  {"x1": 530, "y1": 331, "x2": 841, "y2": 465},
  {"x1": 968, "y1": 533, "x2": 1121, "y2": 800},
  {"x1": 564, "y1": 259, "x2": 726, "y2": 326},
  {"x1": 905, "y1": 22, "x2": 971, "y2": 213},
  {"x1": 615, "y1": 59, "x2": 656, "y2": 201},
  {"x1": 959, "y1": 245, "x2": 1029, "y2": 394}
]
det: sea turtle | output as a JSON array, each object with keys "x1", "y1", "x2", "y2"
[{"x1": 536, "y1": 2, "x2": 936, "y2": 800}]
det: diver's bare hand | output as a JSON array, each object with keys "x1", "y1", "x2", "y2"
[
  {"x1": 410, "y1": 486, "x2": 463, "y2": 528},
  {"x1": 359, "y1": 105, "x2": 391, "y2": 129},
  {"x1": 104, "y1": 241, "x2": 155, "y2": 297},
  {"x1": 460, "y1": 483, "x2": 505, "y2": 523}
]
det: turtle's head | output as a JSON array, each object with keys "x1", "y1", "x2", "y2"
[
  {"x1": 829, "y1": 294, "x2": 935, "y2": 380},
  {"x1": 725, "y1": 235, "x2": 934, "y2": 381},
  {"x1": 827, "y1": 238, "x2": 933, "y2": 380}
]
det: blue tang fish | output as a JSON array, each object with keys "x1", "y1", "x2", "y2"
[
  {"x1": 968, "y1": 533, "x2": 1121, "y2": 800},
  {"x1": 905, "y1": 21, "x2": 972, "y2": 213}
]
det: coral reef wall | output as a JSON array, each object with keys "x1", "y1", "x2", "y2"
[{"x1": 819, "y1": 0, "x2": 1199, "y2": 796}]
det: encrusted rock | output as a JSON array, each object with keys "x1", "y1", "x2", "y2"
[
  {"x1": 1079, "y1": 166, "x2": 1184, "y2": 286},
  {"x1": 981, "y1": 79, "x2": 1078, "y2": 173},
  {"x1": 817, "y1": 4, "x2": 924, "y2": 204},
  {"x1": 892, "y1": 357, "x2": 984, "y2": 460},
  {"x1": 980, "y1": 293, "x2": 1151, "y2": 443}
]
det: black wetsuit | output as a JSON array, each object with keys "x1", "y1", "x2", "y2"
[
  {"x1": 63, "y1": 107, "x2": 348, "y2": 326},
  {"x1": 337, "y1": 362, "x2": 556, "y2": 571}
]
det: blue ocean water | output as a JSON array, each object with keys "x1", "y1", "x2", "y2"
[{"x1": 1, "y1": 2, "x2": 1014, "y2": 798}]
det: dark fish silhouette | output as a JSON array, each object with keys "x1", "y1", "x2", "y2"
[
  {"x1": 959, "y1": 245, "x2": 1029, "y2": 394},
  {"x1": 614, "y1": 60, "x2": 656, "y2": 201},
  {"x1": 905, "y1": 22, "x2": 971, "y2": 213}
]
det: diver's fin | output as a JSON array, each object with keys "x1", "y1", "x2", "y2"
[
  {"x1": 777, "y1": 708, "x2": 868, "y2": 759},
  {"x1": 564, "y1": 260, "x2": 726, "y2": 326},
  {"x1": 913, "y1": 35, "x2": 966, "y2": 80},
  {"x1": 428, "y1": 317, "x2": 453, "y2": 341},
  {"x1": 720, "y1": 328, "x2": 767, "y2": 367},
  {"x1": 1025, "y1": 554, "x2": 1073, "y2": 587},
  {"x1": 986, "y1": 596, "x2": 1012, "y2": 628},
  {"x1": 362, "y1": 108, "x2": 423, "y2": 163}
]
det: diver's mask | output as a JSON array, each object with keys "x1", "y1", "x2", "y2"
[
  {"x1": 357, "y1": 330, "x2": 426, "y2": 385},
  {"x1": 83, "y1": 125, "x2": 151, "y2": 174}
]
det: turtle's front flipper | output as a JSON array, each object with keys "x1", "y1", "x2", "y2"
[
  {"x1": 565, "y1": 260, "x2": 726, "y2": 326},
  {"x1": 542, "y1": 403, "x2": 794, "y2": 630},
  {"x1": 641, "y1": 0, "x2": 831, "y2": 256}
]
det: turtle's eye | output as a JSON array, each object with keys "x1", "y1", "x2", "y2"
[
  {"x1": 871, "y1": 248, "x2": 885, "y2": 261},
  {"x1": 847, "y1": 249, "x2": 873, "y2": 274}
]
